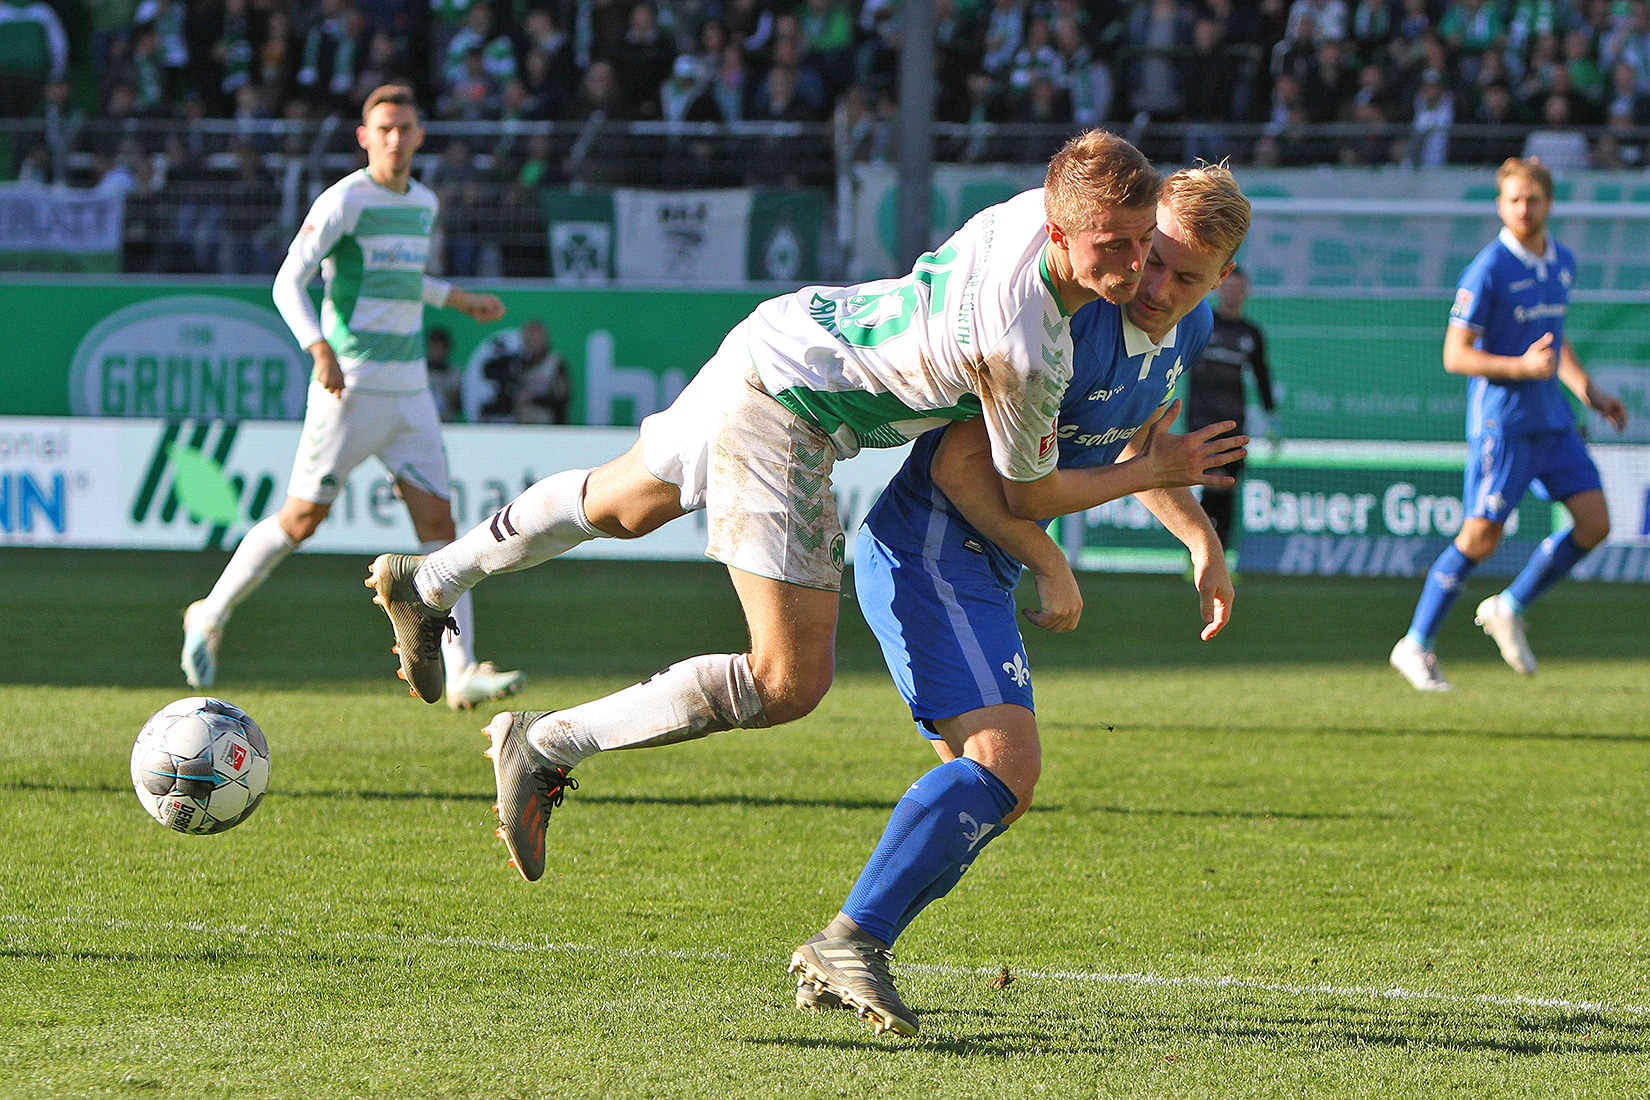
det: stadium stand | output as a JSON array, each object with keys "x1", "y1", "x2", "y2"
[{"x1": 5, "y1": 0, "x2": 1650, "y2": 276}]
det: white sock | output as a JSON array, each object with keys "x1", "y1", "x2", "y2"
[
  {"x1": 528, "y1": 654, "x2": 768, "y2": 770},
  {"x1": 196, "y1": 516, "x2": 297, "y2": 626},
  {"x1": 422, "y1": 538, "x2": 477, "y2": 680},
  {"x1": 415, "y1": 469, "x2": 605, "y2": 611}
]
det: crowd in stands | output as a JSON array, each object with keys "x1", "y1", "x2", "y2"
[
  {"x1": 9, "y1": 1, "x2": 1650, "y2": 155},
  {"x1": 7, "y1": 0, "x2": 1650, "y2": 275}
]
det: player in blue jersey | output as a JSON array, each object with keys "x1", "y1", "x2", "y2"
[
  {"x1": 788, "y1": 166, "x2": 1253, "y2": 1037},
  {"x1": 1391, "y1": 158, "x2": 1628, "y2": 692},
  {"x1": 367, "y1": 131, "x2": 1167, "y2": 889}
]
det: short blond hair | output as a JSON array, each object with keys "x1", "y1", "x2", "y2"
[
  {"x1": 1160, "y1": 163, "x2": 1251, "y2": 263},
  {"x1": 1496, "y1": 156, "x2": 1554, "y2": 201},
  {"x1": 1043, "y1": 129, "x2": 1161, "y2": 234},
  {"x1": 362, "y1": 84, "x2": 420, "y2": 124}
]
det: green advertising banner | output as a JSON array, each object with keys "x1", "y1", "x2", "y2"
[
  {"x1": 3, "y1": 279, "x2": 1646, "y2": 446},
  {"x1": 0, "y1": 279, "x2": 769, "y2": 425}
]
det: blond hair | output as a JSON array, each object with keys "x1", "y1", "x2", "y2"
[
  {"x1": 1160, "y1": 163, "x2": 1251, "y2": 263},
  {"x1": 1496, "y1": 156, "x2": 1554, "y2": 201},
  {"x1": 362, "y1": 84, "x2": 420, "y2": 124},
  {"x1": 1043, "y1": 129, "x2": 1160, "y2": 234}
]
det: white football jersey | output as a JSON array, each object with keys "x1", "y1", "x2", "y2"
[
  {"x1": 272, "y1": 169, "x2": 453, "y2": 395},
  {"x1": 746, "y1": 188, "x2": 1071, "y2": 483}
]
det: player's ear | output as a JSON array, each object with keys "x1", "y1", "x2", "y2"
[
  {"x1": 356, "y1": 125, "x2": 369, "y2": 151},
  {"x1": 1045, "y1": 220, "x2": 1068, "y2": 249},
  {"x1": 1213, "y1": 260, "x2": 1236, "y2": 288}
]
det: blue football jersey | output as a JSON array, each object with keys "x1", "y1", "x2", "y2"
[
  {"x1": 860, "y1": 297, "x2": 1215, "y2": 587},
  {"x1": 1450, "y1": 227, "x2": 1578, "y2": 436}
]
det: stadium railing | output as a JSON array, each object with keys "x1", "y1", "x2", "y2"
[{"x1": 6, "y1": 115, "x2": 1650, "y2": 280}]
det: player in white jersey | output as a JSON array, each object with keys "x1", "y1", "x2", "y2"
[
  {"x1": 182, "y1": 85, "x2": 524, "y2": 711},
  {"x1": 364, "y1": 129, "x2": 1162, "y2": 886}
]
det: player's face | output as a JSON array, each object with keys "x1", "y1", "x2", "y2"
[
  {"x1": 1496, "y1": 174, "x2": 1551, "y2": 249},
  {"x1": 1125, "y1": 205, "x2": 1235, "y2": 343},
  {"x1": 358, "y1": 102, "x2": 423, "y2": 185},
  {"x1": 1050, "y1": 204, "x2": 1158, "y2": 306}
]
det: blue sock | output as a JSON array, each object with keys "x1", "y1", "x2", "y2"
[
  {"x1": 841, "y1": 758, "x2": 1019, "y2": 947},
  {"x1": 1407, "y1": 544, "x2": 1478, "y2": 649},
  {"x1": 1504, "y1": 530, "x2": 1586, "y2": 612}
]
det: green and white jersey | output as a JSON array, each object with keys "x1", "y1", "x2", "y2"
[
  {"x1": 273, "y1": 169, "x2": 452, "y2": 396},
  {"x1": 747, "y1": 188, "x2": 1071, "y2": 483}
]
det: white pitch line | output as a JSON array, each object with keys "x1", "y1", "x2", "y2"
[{"x1": 7, "y1": 913, "x2": 1650, "y2": 1019}]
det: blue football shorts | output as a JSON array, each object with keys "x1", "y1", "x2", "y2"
[
  {"x1": 853, "y1": 523, "x2": 1034, "y2": 740},
  {"x1": 1464, "y1": 425, "x2": 1603, "y2": 523}
]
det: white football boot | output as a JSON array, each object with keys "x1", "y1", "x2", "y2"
[
  {"x1": 1475, "y1": 594, "x2": 1536, "y2": 675},
  {"x1": 181, "y1": 601, "x2": 222, "y2": 688},
  {"x1": 1390, "y1": 636, "x2": 1452, "y2": 692},
  {"x1": 446, "y1": 661, "x2": 526, "y2": 711}
]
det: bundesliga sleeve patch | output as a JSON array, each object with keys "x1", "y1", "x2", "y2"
[
  {"x1": 1451, "y1": 287, "x2": 1474, "y2": 319},
  {"x1": 1039, "y1": 424, "x2": 1058, "y2": 458}
]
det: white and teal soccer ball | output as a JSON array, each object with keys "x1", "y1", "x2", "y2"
[{"x1": 131, "y1": 697, "x2": 271, "y2": 835}]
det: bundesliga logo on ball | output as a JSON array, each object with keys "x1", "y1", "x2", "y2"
[{"x1": 130, "y1": 697, "x2": 271, "y2": 835}]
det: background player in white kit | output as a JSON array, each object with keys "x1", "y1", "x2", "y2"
[
  {"x1": 364, "y1": 130, "x2": 1163, "y2": 886},
  {"x1": 182, "y1": 85, "x2": 523, "y2": 711}
]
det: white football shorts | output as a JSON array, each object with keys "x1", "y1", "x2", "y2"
[
  {"x1": 286, "y1": 381, "x2": 452, "y2": 504},
  {"x1": 639, "y1": 320, "x2": 846, "y2": 591}
]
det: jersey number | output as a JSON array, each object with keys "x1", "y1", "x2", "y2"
[{"x1": 834, "y1": 245, "x2": 959, "y2": 348}]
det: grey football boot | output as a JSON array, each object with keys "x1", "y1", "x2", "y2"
[
  {"x1": 366, "y1": 553, "x2": 455, "y2": 704},
  {"x1": 484, "y1": 711, "x2": 577, "y2": 882},
  {"x1": 792, "y1": 933, "x2": 845, "y2": 1010},
  {"x1": 789, "y1": 914, "x2": 919, "y2": 1036}
]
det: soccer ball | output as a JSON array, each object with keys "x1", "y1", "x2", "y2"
[{"x1": 131, "y1": 697, "x2": 271, "y2": 835}]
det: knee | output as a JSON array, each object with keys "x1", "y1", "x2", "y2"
[
  {"x1": 1456, "y1": 525, "x2": 1502, "y2": 562},
  {"x1": 277, "y1": 511, "x2": 321, "y2": 543},
  {"x1": 1000, "y1": 767, "x2": 1039, "y2": 826},
  {"x1": 749, "y1": 666, "x2": 832, "y2": 726},
  {"x1": 1572, "y1": 516, "x2": 1610, "y2": 550}
]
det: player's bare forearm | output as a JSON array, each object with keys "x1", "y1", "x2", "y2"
[
  {"x1": 1138, "y1": 485, "x2": 1233, "y2": 639},
  {"x1": 1556, "y1": 341, "x2": 1629, "y2": 429},
  {"x1": 1443, "y1": 324, "x2": 1555, "y2": 380},
  {"x1": 930, "y1": 420, "x2": 1082, "y2": 630},
  {"x1": 1001, "y1": 458, "x2": 1163, "y2": 521},
  {"x1": 933, "y1": 422, "x2": 1072, "y2": 578},
  {"x1": 1138, "y1": 485, "x2": 1221, "y2": 563},
  {"x1": 1002, "y1": 404, "x2": 1246, "y2": 522},
  {"x1": 309, "y1": 341, "x2": 344, "y2": 396},
  {"x1": 447, "y1": 287, "x2": 506, "y2": 323}
]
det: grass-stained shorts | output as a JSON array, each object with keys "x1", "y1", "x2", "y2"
[{"x1": 639, "y1": 321, "x2": 846, "y2": 591}]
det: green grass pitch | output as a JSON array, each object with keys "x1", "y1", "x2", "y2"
[{"x1": 3, "y1": 547, "x2": 1648, "y2": 1099}]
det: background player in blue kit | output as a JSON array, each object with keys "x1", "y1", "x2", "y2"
[
  {"x1": 789, "y1": 167, "x2": 1253, "y2": 1037},
  {"x1": 1390, "y1": 158, "x2": 1628, "y2": 693}
]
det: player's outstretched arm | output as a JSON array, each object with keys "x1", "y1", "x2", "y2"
[
  {"x1": 1000, "y1": 400, "x2": 1247, "y2": 522},
  {"x1": 1137, "y1": 483, "x2": 1233, "y2": 640},
  {"x1": 1558, "y1": 340, "x2": 1629, "y2": 431},
  {"x1": 931, "y1": 420, "x2": 1081, "y2": 632},
  {"x1": 1120, "y1": 409, "x2": 1234, "y2": 640}
]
